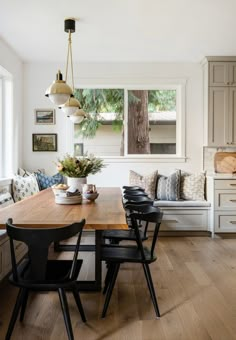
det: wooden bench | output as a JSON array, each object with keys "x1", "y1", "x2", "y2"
[{"x1": 0, "y1": 178, "x2": 27, "y2": 281}]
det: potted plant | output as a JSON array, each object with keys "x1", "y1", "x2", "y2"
[{"x1": 56, "y1": 154, "x2": 105, "y2": 191}]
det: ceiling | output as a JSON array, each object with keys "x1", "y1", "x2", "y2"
[{"x1": 1, "y1": 0, "x2": 236, "y2": 63}]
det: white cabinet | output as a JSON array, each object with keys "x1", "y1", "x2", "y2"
[
  {"x1": 207, "y1": 176, "x2": 236, "y2": 234},
  {"x1": 209, "y1": 62, "x2": 236, "y2": 86},
  {"x1": 203, "y1": 57, "x2": 236, "y2": 146}
]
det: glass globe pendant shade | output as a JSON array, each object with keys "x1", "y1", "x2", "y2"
[
  {"x1": 69, "y1": 109, "x2": 86, "y2": 123},
  {"x1": 45, "y1": 70, "x2": 73, "y2": 106},
  {"x1": 59, "y1": 97, "x2": 81, "y2": 116}
]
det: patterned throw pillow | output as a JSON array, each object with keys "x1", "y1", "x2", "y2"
[
  {"x1": 35, "y1": 173, "x2": 64, "y2": 190},
  {"x1": 13, "y1": 175, "x2": 40, "y2": 202},
  {"x1": 129, "y1": 170, "x2": 158, "y2": 199},
  {"x1": 156, "y1": 170, "x2": 181, "y2": 201},
  {"x1": 18, "y1": 168, "x2": 32, "y2": 177},
  {"x1": 180, "y1": 173, "x2": 205, "y2": 201},
  {"x1": 0, "y1": 191, "x2": 14, "y2": 208}
]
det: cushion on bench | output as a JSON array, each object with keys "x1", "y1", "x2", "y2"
[{"x1": 153, "y1": 200, "x2": 211, "y2": 207}]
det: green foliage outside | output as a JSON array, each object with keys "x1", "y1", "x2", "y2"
[
  {"x1": 148, "y1": 90, "x2": 176, "y2": 112},
  {"x1": 73, "y1": 88, "x2": 176, "y2": 139},
  {"x1": 74, "y1": 89, "x2": 124, "y2": 138}
]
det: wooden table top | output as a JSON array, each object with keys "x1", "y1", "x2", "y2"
[{"x1": 0, "y1": 187, "x2": 127, "y2": 230}]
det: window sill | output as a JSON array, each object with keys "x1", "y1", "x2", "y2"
[{"x1": 102, "y1": 156, "x2": 187, "y2": 163}]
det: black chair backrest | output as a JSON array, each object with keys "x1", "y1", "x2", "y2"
[
  {"x1": 123, "y1": 190, "x2": 148, "y2": 197},
  {"x1": 125, "y1": 204, "x2": 160, "y2": 214},
  {"x1": 126, "y1": 204, "x2": 160, "y2": 236},
  {"x1": 130, "y1": 211, "x2": 163, "y2": 259},
  {"x1": 6, "y1": 218, "x2": 86, "y2": 282},
  {"x1": 123, "y1": 195, "x2": 153, "y2": 203},
  {"x1": 123, "y1": 186, "x2": 144, "y2": 191}
]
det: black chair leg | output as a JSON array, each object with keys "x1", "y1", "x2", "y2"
[
  {"x1": 102, "y1": 263, "x2": 120, "y2": 318},
  {"x1": 142, "y1": 263, "x2": 160, "y2": 318},
  {"x1": 72, "y1": 287, "x2": 86, "y2": 323},
  {"x1": 6, "y1": 288, "x2": 25, "y2": 340},
  {"x1": 58, "y1": 288, "x2": 74, "y2": 340},
  {"x1": 103, "y1": 263, "x2": 115, "y2": 295},
  {"x1": 20, "y1": 288, "x2": 29, "y2": 322}
]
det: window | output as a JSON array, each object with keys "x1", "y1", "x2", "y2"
[
  {"x1": 0, "y1": 66, "x2": 13, "y2": 177},
  {"x1": 72, "y1": 82, "x2": 185, "y2": 159}
]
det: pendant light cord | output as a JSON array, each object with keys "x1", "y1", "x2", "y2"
[{"x1": 65, "y1": 31, "x2": 75, "y2": 93}]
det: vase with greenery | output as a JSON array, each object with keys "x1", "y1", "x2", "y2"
[{"x1": 56, "y1": 154, "x2": 105, "y2": 191}]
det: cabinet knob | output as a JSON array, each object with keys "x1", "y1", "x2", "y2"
[{"x1": 227, "y1": 81, "x2": 230, "y2": 85}]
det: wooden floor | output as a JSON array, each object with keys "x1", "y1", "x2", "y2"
[{"x1": 1, "y1": 236, "x2": 236, "y2": 340}]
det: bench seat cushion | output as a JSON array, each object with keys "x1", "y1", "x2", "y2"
[{"x1": 153, "y1": 200, "x2": 211, "y2": 207}]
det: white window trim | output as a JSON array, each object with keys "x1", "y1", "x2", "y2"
[{"x1": 67, "y1": 78, "x2": 187, "y2": 162}]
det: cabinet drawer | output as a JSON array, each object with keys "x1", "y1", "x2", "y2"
[
  {"x1": 160, "y1": 210, "x2": 208, "y2": 231},
  {"x1": 215, "y1": 212, "x2": 236, "y2": 232},
  {"x1": 215, "y1": 190, "x2": 236, "y2": 209},
  {"x1": 214, "y1": 179, "x2": 236, "y2": 190}
]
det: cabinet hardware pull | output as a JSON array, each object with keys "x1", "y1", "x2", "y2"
[
  {"x1": 230, "y1": 221, "x2": 236, "y2": 224},
  {"x1": 230, "y1": 184, "x2": 236, "y2": 186},
  {"x1": 230, "y1": 200, "x2": 236, "y2": 202}
]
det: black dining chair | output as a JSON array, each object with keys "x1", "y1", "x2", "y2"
[
  {"x1": 103, "y1": 204, "x2": 159, "y2": 245},
  {"x1": 101, "y1": 210, "x2": 163, "y2": 319},
  {"x1": 5, "y1": 218, "x2": 86, "y2": 340}
]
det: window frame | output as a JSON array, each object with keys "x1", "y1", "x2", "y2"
[{"x1": 67, "y1": 78, "x2": 186, "y2": 163}]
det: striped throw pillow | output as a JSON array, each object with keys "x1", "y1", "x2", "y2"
[{"x1": 156, "y1": 170, "x2": 181, "y2": 201}]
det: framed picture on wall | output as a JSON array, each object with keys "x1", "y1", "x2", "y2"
[
  {"x1": 74, "y1": 143, "x2": 84, "y2": 156},
  {"x1": 35, "y1": 109, "x2": 56, "y2": 125},
  {"x1": 32, "y1": 133, "x2": 57, "y2": 152}
]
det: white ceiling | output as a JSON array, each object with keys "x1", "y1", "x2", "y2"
[{"x1": 1, "y1": 0, "x2": 236, "y2": 63}]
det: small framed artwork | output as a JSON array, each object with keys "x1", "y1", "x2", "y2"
[
  {"x1": 74, "y1": 143, "x2": 84, "y2": 156},
  {"x1": 35, "y1": 109, "x2": 56, "y2": 125},
  {"x1": 32, "y1": 133, "x2": 57, "y2": 152}
]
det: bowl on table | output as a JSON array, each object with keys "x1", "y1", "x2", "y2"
[{"x1": 83, "y1": 192, "x2": 99, "y2": 201}]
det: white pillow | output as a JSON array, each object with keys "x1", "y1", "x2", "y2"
[
  {"x1": 13, "y1": 175, "x2": 40, "y2": 202},
  {"x1": 180, "y1": 173, "x2": 205, "y2": 201},
  {"x1": 0, "y1": 191, "x2": 14, "y2": 208},
  {"x1": 129, "y1": 170, "x2": 158, "y2": 199}
]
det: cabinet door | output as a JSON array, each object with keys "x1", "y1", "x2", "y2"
[
  {"x1": 229, "y1": 87, "x2": 236, "y2": 144},
  {"x1": 228, "y1": 63, "x2": 236, "y2": 86},
  {"x1": 208, "y1": 87, "x2": 229, "y2": 146},
  {"x1": 209, "y1": 62, "x2": 228, "y2": 86}
]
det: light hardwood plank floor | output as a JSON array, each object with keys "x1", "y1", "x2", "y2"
[{"x1": 1, "y1": 236, "x2": 236, "y2": 340}]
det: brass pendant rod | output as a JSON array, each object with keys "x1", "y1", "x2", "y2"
[{"x1": 65, "y1": 31, "x2": 71, "y2": 84}]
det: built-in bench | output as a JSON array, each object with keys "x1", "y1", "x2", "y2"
[
  {"x1": 0, "y1": 178, "x2": 27, "y2": 281},
  {"x1": 153, "y1": 200, "x2": 211, "y2": 232}
]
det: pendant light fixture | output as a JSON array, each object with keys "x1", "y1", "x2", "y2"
[{"x1": 45, "y1": 18, "x2": 86, "y2": 123}]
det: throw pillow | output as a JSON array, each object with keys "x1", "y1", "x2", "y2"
[
  {"x1": 129, "y1": 170, "x2": 158, "y2": 199},
  {"x1": 13, "y1": 175, "x2": 40, "y2": 202},
  {"x1": 35, "y1": 172, "x2": 64, "y2": 190},
  {"x1": 0, "y1": 191, "x2": 14, "y2": 208},
  {"x1": 18, "y1": 168, "x2": 32, "y2": 177},
  {"x1": 156, "y1": 170, "x2": 181, "y2": 201},
  {"x1": 180, "y1": 173, "x2": 205, "y2": 201}
]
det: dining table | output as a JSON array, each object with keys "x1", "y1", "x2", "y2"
[{"x1": 0, "y1": 187, "x2": 128, "y2": 291}]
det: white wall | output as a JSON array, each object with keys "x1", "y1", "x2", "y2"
[
  {"x1": 0, "y1": 38, "x2": 23, "y2": 174},
  {"x1": 23, "y1": 62, "x2": 203, "y2": 186}
]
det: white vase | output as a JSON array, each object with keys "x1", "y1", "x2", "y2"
[{"x1": 66, "y1": 177, "x2": 87, "y2": 193}]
